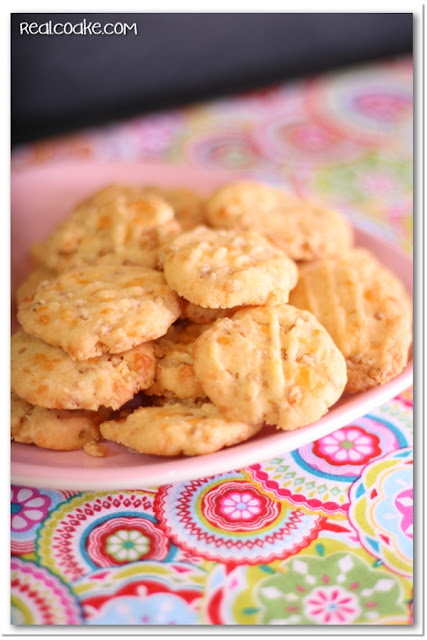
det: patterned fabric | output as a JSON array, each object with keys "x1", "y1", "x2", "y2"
[{"x1": 11, "y1": 56, "x2": 413, "y2": 626}]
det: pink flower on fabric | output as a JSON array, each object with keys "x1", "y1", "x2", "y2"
[
  {"x1": 219, "y1": 491, "x2": 262, "y2": 521},
  {"x1": 305, "y1": 586, "x2": 360, "y2": 624},
  {"x1": 11, "y1": 487, "x2": 50, "y2": 532},
  {"x1": 313, "y1": 426, "x2": 381, "y2": 466},
  {"x1": 288, "y1": 122, "x2": 340, "y2": 152},
  {"x1": 395, "y1": 488, "x2": 413, "y2": 539},
  {"x1": 354, "y1": 93, "x2": 412, "y2": 122}
]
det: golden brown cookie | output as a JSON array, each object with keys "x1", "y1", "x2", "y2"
[
  {"x1": 289, "y1": 249, "x2": 412, "y2": 392},
  {"x1": 161, "y1": 226, "x2": 298, "y2": 309},
  {"x1": 165, "y1": 188, "x2": 207, "y2": 230},
  {"x1": 11, "y1": 392, "x2": 110, "y2": 455},
  {"x1": 31, "y1": 184, "x2": 181, "y2": 271},
  {"x1": 15, "y1": 266, "x2": 57, "y2": 305},
  {"x1": 11, "y1": 330, "x2": 156, "y2": 410},
  {"x1": 193, "y1": 304, "x2": 347, "y2": 430},
  {"x1": 140, "y1": 185, "x2": 207, "y2": 230},
  {"x1": 100, "y1": 399, "x2": 262, "y2": 456},
  {"x1": 17, "y1": 265, "x2": 182, "y2": 360},
  {"x1": 205, "y1": 180, "x2": 353, "y2": 261},
  {"x1": 205, "y1": 180, "x2": 295, "y2": 226},
  {"x1": 145, "y1": 323, "x2": 209, "y2": 400}
]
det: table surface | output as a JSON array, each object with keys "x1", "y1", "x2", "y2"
[{"x1": 11, "y1": 55, "x2": 413, "y2": 627}]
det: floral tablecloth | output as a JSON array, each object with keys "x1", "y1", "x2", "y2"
[{"x1": 11, "y1": 56, "x2": 413, "y2": 626}]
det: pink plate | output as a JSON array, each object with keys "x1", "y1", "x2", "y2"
[{"x1": 11, "y1": 161, "x2": 413, "y2": 491}]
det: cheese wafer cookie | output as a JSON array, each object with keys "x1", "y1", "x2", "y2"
[
  {"x1": 289, "y1": 249, "x2": 412, "y2": 392},
  {"x1": 100, "y1": 399, "x2": 262, "y2": 456},
  {"x1": 11, "y1": 392, "x2": 110, "y2": 456},
  {"x1": 161, "y1": 226, "x2": 298, "y2": 309},
  {"x1": 205, "y1": 180, "x2": 295, "y2": 226},
  {"x1": 140, "y1": 185, "x2": 207, "y2": 230},
  {"x1": 15, "y1": 266, "x2": 57, "y2": 305},
  {"x1": 17, "y1": 265, "x2": 182, "y2": 360},
  {"x1": 193, "y1": 304, "x2": 347, "y2": 430},
  {"x1": 205, "y1": 180, "x2": 353, "y2": 261},
  {"x1": 145, "y1": 324, "x2": 209, "y2": 400},
  {"x1": 11, "y1": 330, "x2": 156, "y2": 410},
  {"x1": 32, "y1": 185, "x2": 181, "y2": 271}
]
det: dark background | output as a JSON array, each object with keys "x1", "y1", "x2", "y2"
[{"x1": 11, "y1": 13, "x2": 413, "y2": 146}]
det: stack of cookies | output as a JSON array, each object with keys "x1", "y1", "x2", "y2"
[{"x1": 11, "y1": 181, "x2": 412, "y2": 458}]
